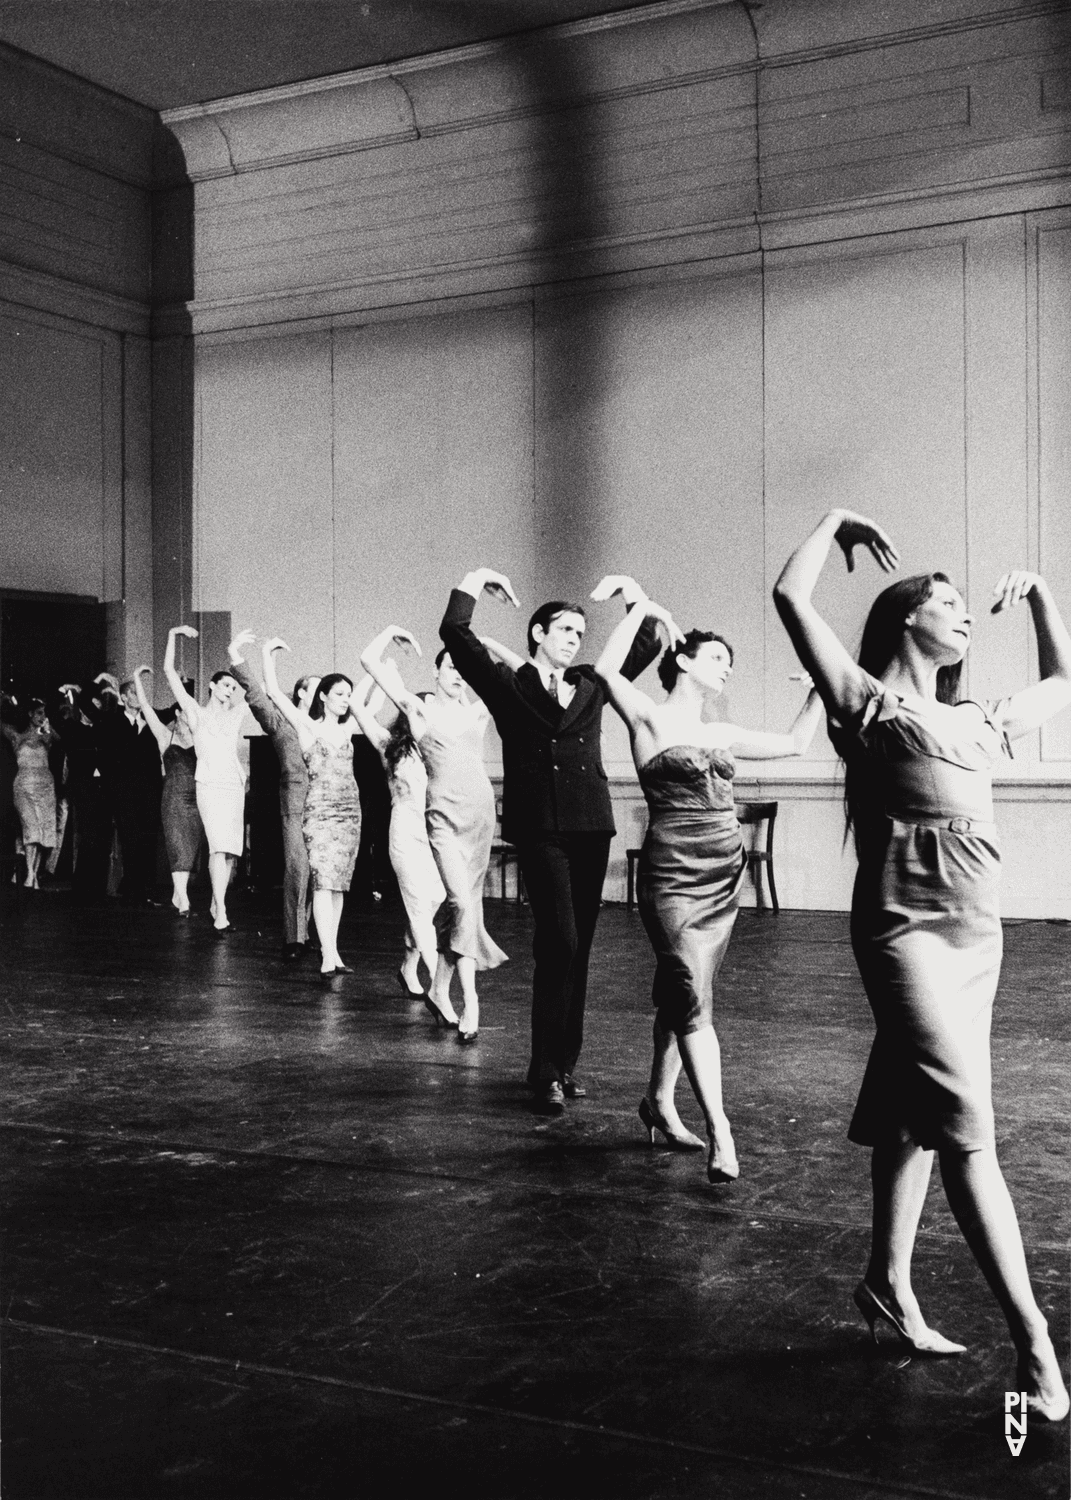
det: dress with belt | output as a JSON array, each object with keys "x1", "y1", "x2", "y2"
[
  {"x1": 637, "y1": 745, "x2": 748, "y2": 1036},
  {"x1": 828, "y1": 676, "x2": 1011, "y2": 1152}
]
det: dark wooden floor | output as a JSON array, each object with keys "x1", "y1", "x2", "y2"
[{"x1": 1, "y1": 882, "x2": 1067, "y2": 1499}]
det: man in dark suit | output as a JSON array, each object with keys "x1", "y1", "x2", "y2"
[
  {"x1": 441, "y1": 568, "x2": 660, "y2": 1109},
  {"x1": 92, "y1": 674, "x2": 163, "y2": 902}
]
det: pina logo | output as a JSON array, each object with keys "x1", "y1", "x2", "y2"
[{"x1": 1005, "y1": 1391, "x2": 1027, "y2": 1456}]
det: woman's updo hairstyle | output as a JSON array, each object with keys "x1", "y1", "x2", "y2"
[{"x1": 657, "y1": 630, "x2": 734, "y2": 693}]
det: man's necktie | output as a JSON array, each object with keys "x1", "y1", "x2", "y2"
[{"x1": 547, "y1": 675, "x2": 559, "y2": 704}]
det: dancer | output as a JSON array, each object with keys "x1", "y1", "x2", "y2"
[
  {"x1": 54, "y1": 684, "x2": 110, "y2": 902},
  {"x1": 774, "y1": 507, "x2": 1070, "y2": 1419},
  {"x1": 3, "y1": 701, "x2": 57, "y2": 888},
  {"x1": 348, "y1": 672, "x2": 446, "y2": 1000},
  {"x1": 163, "y1": 626, "x2": 247, "y2": 933},
  {"x1": 91, "y1": 673, "x2": 162, "y2": 903},
  {"x1": 440, "y1": 570, "x2": 660, "y2": 1107},
  {"x1": 263, "y1": 648, "x2": 361, "y2": 978},
  {"x1": 228, "y1": 633, "x2": 319, "y2": 961},
  {"x1": 132, "y1": 666, "x2": 200, "y2": 916},
  {"x1": 361, "y1": 628, "x2": 505, "y2": 1041},
  {"x1": 596, "y1": 594, "x2": 822, "y2": 1182}
]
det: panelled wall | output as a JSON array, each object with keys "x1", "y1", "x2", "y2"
[
  {"x1": 0, "y1": 48, "x2": 157, "y2": 672},
  {"x1": 167, "y1": 0, "x2": 1071, "y2": 915}
]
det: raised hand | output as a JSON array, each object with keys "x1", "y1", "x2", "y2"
[
  {"x1": 480, "y1": 570, "x2": 520, "y2": 607},
  {"x1": 228, "y1": 628, "x2": 256, "y2": 652},
  {"x1": 591, "y1": 574, "x2": 644, "y2": 605},
  {"x1": 991, "y1": 571, "x2": 1041, "y2": 614},
  {"x1": 58, "y1": 683, "x2": 80, "y2": 697},
  {"x1": 832, "y1": 512, "x2": 899, "y2": 574},
  {"x1": 94, "y1": 671, "x2": 120, "y2": 691},
  {"x1": 262, "y1": 637, "x2": 291, "y2": 655},
  {"x1": 170, "y1": 624, "x2": 199, "y2": 639},
  {"x1": 387, "y1": 627, "x2": 421, "y2": 657},
  {"x1": 645, "y1": 601, "x2": 684, "y2": 646},
  {"x1": 133, "y1": 664, "x2": 153, "y2": 678}
]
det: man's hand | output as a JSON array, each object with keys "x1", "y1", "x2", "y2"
[
  {"x1": 459, "y1": 568, "x2": 521, "y2": 607},
  {"x1": 590, "y1": 575, "x2": 645, "y2": 607}
]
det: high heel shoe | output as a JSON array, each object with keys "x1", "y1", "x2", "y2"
[
  {"x1": 396, "y1": 970, "x2": 424, "y2": 998},
  {"x1": 456, "y1": 1027, "x2": 478, "y2": 1045},
  {"x1": 853, "y1": 1281, "x2": 966, "y2": 1356},
  {"x1": 423, "y1": 996, "x2": 458, "y2": 1029},
  {"x1": 638, "y1": 1098, "x2": 704, "y2": 1151}
]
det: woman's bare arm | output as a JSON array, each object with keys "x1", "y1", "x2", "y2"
[
  {"x1": 347, "y1": 675, "x2": 390, "y2": 751},
  {"x1": 163, "y1": 626, "x2": 201, "y2": 729},
  {"x1": 359, "y1": 627, "x2": 428, "y2": 740},
  {"x1": 132, "y1": 667, "x2": 171, "y2": 754},
  {"x1": 594, "y1": 597, "x2": 677, "y2": 734},
  {"x1": 261, "y1": 640, "x2": 317, "y2": 752},
  {"x1": 773, "y1": 509, "x2": 899, "y2": 722},
  {"x1": 990, "y1": 573, "x2": 1071, "y2": 739}
]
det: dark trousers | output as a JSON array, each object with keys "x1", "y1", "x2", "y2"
[
  {"x1": 69, "y1": 781, "x2": 111, "y2": 901},
  {"x1": 517, "y1": 832, "x2": 611, "y2": 1085},
  {"x1": 113, "y1": 784, "x2": 161, "y2": 899},
  {"x1": 280, "y1": 781, "x2": 310, "y2": 945}
]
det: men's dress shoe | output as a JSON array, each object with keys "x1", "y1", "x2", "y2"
[
  {"x1": 539, "y1": 1081, "x2": 565, "y2": 1111},
  {"x1": 562, "y1": 1075, "x2": 586, "y2": 1099}
]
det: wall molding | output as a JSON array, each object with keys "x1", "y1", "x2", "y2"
[{"x1": 0, "y1": 259, "x2": 150, "y2": 336}]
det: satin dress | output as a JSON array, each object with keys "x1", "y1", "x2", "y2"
[
  {"x1": 420, "y1": 702, "x2": 506, "y2": 972},
  {"x1": 828, "y1": 676, "x2": 1011, "y2": 1151},
  {"x1": 160, "y1": 740, "x2": 200, "y2": 871},
  {"x1": 193, "y1": 714, "x2": 246, "y2": 857},
  {"x1": 9, "y1": 732, "x2": 57, "y2": 849},
  {"x1": 388, "y1": 748, "x2": 446, "y2": 964},
  {"x1": 637, "y1": 745, "x2": 748, "y2": 1036},
  {"x1": 302, "y1": 736, "x2": 362, "y2": 893}
]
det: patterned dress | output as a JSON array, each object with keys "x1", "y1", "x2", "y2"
[{"x1": 302, "y1": 736, "x2": 362, "y2": 893}]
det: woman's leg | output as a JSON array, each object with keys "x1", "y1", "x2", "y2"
[
  {"x1": 208, "y1": 851, "x2": 234, "y2": 927},
  {"x1": 677, "y1": 1025, "x2": 738, "y2": 1178},
  {"x1": 648, "y1": 1022, "x2": 685, "y2": 1123},
  {"x1": 312, "y1": 889, "x2": 343, "y2": 971},
  {"x1": 940, "y1": 1147, "x2": 1069, "y2": 1415},
  {"x1": 455, "y1": 956, "x2": 478, "y2": 1035},
  {"x1": 429, "y1": 953, "x2": 460, "y2": 1024},
  {"x1": 171, "y1": 870, "x2": 190, "y2": 913},
  {"x1": 23, "y1": 843, "x2": 42, "y2": 888},
  {"x1": 863, "y1": 1138, "x2": 935, "y2": 1334},
  {"x1": 400, "y1": 926, "x2": 422, "y2": 990}
]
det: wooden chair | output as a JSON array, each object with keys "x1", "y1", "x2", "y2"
[
  {"x1": 489, "y1": 797, "x2": 524, "y2": 903},
  {"x1": 737, "y1": 801, "x2": 779, "y2": 913},
  {"x1": 626, "y1": 800, "x2": 780, "y2": 914}
]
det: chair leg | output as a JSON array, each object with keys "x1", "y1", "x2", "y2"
[{"x1": 766, "y1": 858, "x2": 780, "y2": 915}]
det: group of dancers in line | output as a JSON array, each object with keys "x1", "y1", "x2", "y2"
[{"x1": 6, "y1": 505, "x2": 1069, "y2": 1420}]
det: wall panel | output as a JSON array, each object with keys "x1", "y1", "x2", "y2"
[{"x1": 1036, "y1": 217, "x2": 1071, "y2": 763}]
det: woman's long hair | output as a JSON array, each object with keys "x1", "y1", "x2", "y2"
[
  {"x1": 309, "y1": 672, "x2": 354, "y2": 722},
  {"x1": 382, "y1": 709, "x2": 420, "y2": 778},
  {"x1": 844, "y1": 572, "x2": 963, "y2": 838}
]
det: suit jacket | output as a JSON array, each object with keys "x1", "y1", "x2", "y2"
[
  {"x1": 229, "y1": 660, "x2": 308, "y2": 790},
  {"x1": 92, "y1": 700, "x2": 162, "y2": 800},
  {"x1": 440, "y1": 588, "x2": 659, "y2": 844}
]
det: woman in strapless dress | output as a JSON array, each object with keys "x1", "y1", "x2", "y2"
[
  {"x1": 132, "y1": 664, "x2": 200, "y2": 916},
  {"x1": 774, "y1": 507, "x2": 1070, "y2": 1421},
  {"x1": 3, "y1": 702, "x2": 58, "y2": 888},
  {"x1": 596, "y1": 593, "x2": 821, "y2": 1184},
  {"x1": 348, "y1": 674, "x2": 446, "y2": 1000},
  {"x1": 361, "y1": 626, "x2": 506, "y2": 1043}
]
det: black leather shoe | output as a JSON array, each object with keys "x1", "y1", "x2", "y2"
[
  {"x1": 537, "y1": 1081, "x2": 565, "y2": 1112},
  {"x1": 562, "y1": 1074, "x2": 586, "y2": 1098}
]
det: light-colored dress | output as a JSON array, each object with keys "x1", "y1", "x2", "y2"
[
  {"x1": 420, "y1": 701, "x2": 506, "y2": 971},
  {"x1": 637, "y1": 745, "x2": 747, "y2": 1037},
  {"x1": 9, "y1": 731, "x2": 57, "y2": 849},
  {"x1": 388, "y1": 748, "x2": 446, "y2": 961},
  {"x1": 302, "y1": 735, "x2": 361, "y2": 893},
  {"x1": 193, "y1": 712, "x2": 246, "y2": 856},
  {"x1": 828, "y1": 676, "x2": 1011, "y2": 1152}
]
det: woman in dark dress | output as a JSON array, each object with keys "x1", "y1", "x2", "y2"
[
  {"x1": 774, "y1": 507, "x2": 1070, "y2": 1420},
  {"x1": 133, "y1": 666, "x2": 200, "y2": 915},
  {"x1": 596, "y1": 594, "x2": 821, "y2": 1184}
]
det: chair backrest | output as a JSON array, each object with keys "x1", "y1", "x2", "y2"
[{"x1": 737, "y1": 801, "x2": 777, "y2": 853}]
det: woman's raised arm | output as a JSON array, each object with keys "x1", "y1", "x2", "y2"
[
  {"x1": 163, "y1": 626, "x2": 201, "y2": 727},
  {"x1": 132, "y1": 667, "x2": 171, "y2": 754},
  {"x1": 721, "y1": 686, "x2": 825, "y2": 761},
  {"x1": 773, "y1": 509, "x2": 899, "y2": 723},
  {"x1": 261, "y1": 638, "x2": 317, "y2": 751},
  {"x1": 359, "y1": 627, "x2": 428, "y2": 739},
  {"x1": 594, "y1": 596, "x2": 677, "y2": 732},
  {"x1": 347, "y1": 675, "x2": 390, "y2": 751},
  {"x1": 990, "y1": 573, "x2": 1071, "y2": 740}
]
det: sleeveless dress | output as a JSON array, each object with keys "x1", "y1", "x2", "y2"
[
  {"x1": 302, "y1": 736, "x2": 362, "y2": 893},
  {"x1": 161, "y1": 740, "x2": 200, "y2": 871},
  {"x1": 420, "y1": 702, "x2": 506, "y2": 971},
  {"x1": 828, "y1": 676, "x2": 1011, "y2": 1152},
  {"x1": 193, "y1": 713, "x2": 246, "y2": 856},
  {"x1": 10, "y1": 733, "x2": 57, "y2": 849},
  {"x1": 637, "y1": 745, "x2": 748, "y2": 1036},
  {"x1": 388, "y1": 748, "x2": 446, "y2": 961}
]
